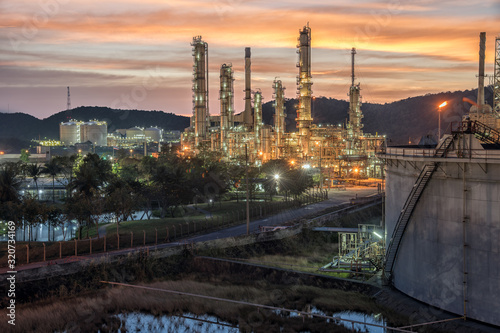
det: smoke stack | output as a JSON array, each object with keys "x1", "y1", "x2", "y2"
[
  {"x1": 478, "y1": 32, "x2": 486, "y2": 107},
  {"x1": 244, "y1": 47, "x2": 253, "y2": 127}
]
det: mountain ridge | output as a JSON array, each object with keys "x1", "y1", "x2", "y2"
[{"x1": 0, "y1": 87, "x2": 494, "y2": 147}]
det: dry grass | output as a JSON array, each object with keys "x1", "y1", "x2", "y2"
[{"x1": 0, "y1": 278, "x2": 383, "y2": 333}]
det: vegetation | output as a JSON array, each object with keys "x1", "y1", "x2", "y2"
[
  {"x1": 0, "y1": 148, "x2": 317, "y2": 262},
  {"x1": 0, "y1": 251, "x2": 408, "y2": 333}
]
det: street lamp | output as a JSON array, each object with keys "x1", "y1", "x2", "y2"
[
  {"x1": 315, "y1": 140, "x2": 322, "y2": 190},
  {"x1": 438, "y1": 101, "x2": 447, "y2": 140}
]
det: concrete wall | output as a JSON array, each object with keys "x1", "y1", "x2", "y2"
[{"x1": 386, "y1": 146, "x2": 500, "y2": 326}]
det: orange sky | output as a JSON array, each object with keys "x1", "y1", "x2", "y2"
[{"x1": 0, "y1": 0, "x2": 498, "y2": 118}]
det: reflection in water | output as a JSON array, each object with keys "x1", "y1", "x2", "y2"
[
  {"x1": 332, "y1": 311, "x2": 386, "y2": 333},
  {"x1": 116, "y1": 309, "x2": 386, "y2": 333},
  {"x1": 116, "y1": 312, "x2": 238, "y2": 333}
]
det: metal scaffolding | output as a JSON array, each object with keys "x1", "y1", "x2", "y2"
[
  {"x1": 494, "y1": 37, "x2": 500, "y2": 115},
  {"x1": 192, "y1": 36, "x2": 209, "y2": 146},
  {"x1": 296, "y1": 23, "x2": 313, "y2": 157},
  {"x1": 220, "y1": 63, "x2": 234, "y2": 152}
]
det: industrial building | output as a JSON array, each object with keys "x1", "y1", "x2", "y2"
[
  {"x1": 59, "y1": 120, "x2": 107, "y2": 146},
  {"x1": 181, "y1": 24, "x2": 385, "y2": 180},
  {"x1": 60, "y1": 120, "x2": 165, "y2": 148},
  {"x1": 382, "y1": 33, "x2": 500, "y2": 326}
]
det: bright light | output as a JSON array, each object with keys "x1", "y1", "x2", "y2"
[
  {"x1": 290, "y1": 160, "x2": 295, "y2": 165},
  {"x1": 373, "y1": 231, "x2": 382, "y2": 239},
  {"x1": 439, "y1": 101, "x2": 447, "y2": 108},
  {"x1": 354, "y1": 168, "x2": 359, "y2": 173},
  {"x1": 274, "y1": 174, "x2": 280, "y2": 180},
  {"x1": 259, "y1": 151, "x2": 263, "y2": 156},
  {"x1": 302, "y1": 164, "x2": 311, "y2": 169}
]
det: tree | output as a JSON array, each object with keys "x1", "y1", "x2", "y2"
[
  {"x1": 70, "y1": 153, "x2": 112, "y2": 197},
  {"x1": 25, "y1": 163, "x2": 43, "y2": 200},
  {"x1": 43, "y1": 158, "x2": 63, "y2": 202},
  {"x1": 54, "y1": 154, "x2": 79, "y2": 199},
  {"x1": 46, "y1": 205, "x2": 65, "y2": 242},
  {"x1": 20, "y1": 149, "x2": 30, "y2": 163},
  {"x1": 21, "y1": 195, "x2": 47, "y2": 243},
  {"x1": 0, "y1": 162, "x2": 23, "y2": 204},
  {"x1": 105, "y1": 179, "x2": 137, "y2": 236}
]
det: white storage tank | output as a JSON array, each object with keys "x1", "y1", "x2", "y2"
[
  {"x1": 80, "y1": 121, "x2": 107, "y2": 146},
  {"x1": 126, "y1": 127, "x2": 144, "y2": 139},
  {"x1": 59, "y1": 121, "x2": 80, "y2": 146},
  {"x1": 144, "y1": 127, "x2": 162, "y2": 142}
]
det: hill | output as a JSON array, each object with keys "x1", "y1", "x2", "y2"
[
  {"x1": 0, "y1": 107, "x2": 191, "y2": 141},
  {"x1": 261, "y1": 87, "x2": 494, "y2": 144},
  {"x1": 0, "y1": 88, "x2": 494, "y2": 146}
]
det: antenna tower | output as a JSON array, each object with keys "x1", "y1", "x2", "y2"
[{"x1": 67, "y1": 86, "x2": 71, "y2": 110}]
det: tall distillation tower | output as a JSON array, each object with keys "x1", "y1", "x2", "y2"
[
  {"x1": 273, "y1": 78, "x2": 286, "y2": 159},
  {"x1": 244, "y1": 47, "x2": 253, "y2": 128},
  {"x1": 253, "y1": 91, "x2": 263, "y2": 153},
  {"x1": 296, "y1": 24, "x2": 313, "y2": 157},
  {"x1": 220, "y1": 63, "x2": 234, "y2": 152},
  {"x1": 192, "y1": 36, "x2": 209, "y2": 146},
  {"x1": 347, "y1": 48, "x2": 363, "y2": 147}
]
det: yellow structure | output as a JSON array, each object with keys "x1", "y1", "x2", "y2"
[{"x1": 181, "y1": 26, "x2": 385, "y2": 180}]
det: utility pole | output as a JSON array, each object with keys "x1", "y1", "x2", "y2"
[{"x1": 245, "y1": 143, "x2": 250, "y2": 235}]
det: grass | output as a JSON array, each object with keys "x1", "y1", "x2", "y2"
[
  {"x1": 0, "y1": 254, "x2": 405, "y2": 333},
  {"x1": 199, "y1": 205, "x2": 384, "y2": 281},
  {"x1": 0, "y1": 195, "x2": 325, "y2": 267}
]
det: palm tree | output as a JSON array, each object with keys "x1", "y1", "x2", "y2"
[
  {"x1": 43, "y1": 158, "x2": 63, "y2": 202},
  {"x1": 25, "y1": 163, "x2": 43, "y2": 200},
  {"x1": 0, "y1": 162, "x2": 23, "y2": 204},
  {"x1": 70, "y1": 153, "x2": 112, "y2": 197}
]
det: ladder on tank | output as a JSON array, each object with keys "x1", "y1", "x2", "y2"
[{"x1": 383, "y1": 135, "x2": 455, "y2": 281}]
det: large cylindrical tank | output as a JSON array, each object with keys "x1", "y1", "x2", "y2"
[
  {"x1": 126, "y1": 127, "x2": 144, "y2": 139},
  {"x1": 144, "y1": 127, "x2": 162, "y2": 142},
  {"x1": 385, "y1": 136, "x2": 500, "y2": 327},
  {"x1": 80, "y1": 121, "x2": 107, "y2": 146},
  {"x1": 59, "y1": 122, "x2": 79, "y2": 145}
]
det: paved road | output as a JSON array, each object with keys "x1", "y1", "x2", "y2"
[{"x1": 0, "y1": 187, "x2": 379, "y2": 275}]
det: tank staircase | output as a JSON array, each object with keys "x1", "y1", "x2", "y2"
[
  {"x1": 383, "y1": 135, "x2": 455, "y2": 282},
  {"x1": 452, "y1": 120, "x2": 500, "y2": 145}
]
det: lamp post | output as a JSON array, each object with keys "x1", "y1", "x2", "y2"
[
  {"x1": 245, "y1": 143, "x2": 249, "y2": 235},
  {"x1": 316, "y1": 141, "x2": 322, "y2": 191},
  {"x1": 438, "y1": 101, "x2": 447, "y2": 140}
]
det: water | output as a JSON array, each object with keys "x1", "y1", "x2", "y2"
[
  {"x1": 332, "y1": 311, "x2": 386, "y2": 333},
  {"x1": 115, "y1": 312, "x2": 238, "y2": 333},
  {"x1": 273, "y1": 307, "x2": 386, "y2": 332},
  {"x1": 0, "y1": 210, "x2": 156, "y2": 242},
  {"x1": 112, "y1": 309, "x2": 386, "y2": 332}
]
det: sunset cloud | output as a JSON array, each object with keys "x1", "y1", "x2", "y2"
[{"x1": 0, "y1": 0, "x2": 498, "y2": 118}]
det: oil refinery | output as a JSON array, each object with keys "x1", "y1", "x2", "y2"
[{"x1": 181, "y1": 24, "x2": 385, "y2": 181}]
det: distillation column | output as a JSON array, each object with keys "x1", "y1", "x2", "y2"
[
  {"x1": 478, "y1": 32, "x2": 486, "y2": 110},
  {"x1": 348, "y1": 48, "x2": 363, "y2": 140},
  {"x1": 192, "y1": 36, "x2": 209, "y2": 146},
  {"x1": 273, "y1": 78, "x2": 286, "y2": 159},
  {"x1": 296, "y1": 24, "x2": 313, "y2": 158},
  {"x1": 220, "y1": 63, "x2": 234, "y2": 152},
  {"x1": 244, "y1": 47, "x2": 253, "y2": 128},
  {"x1": 254, "y1": 91, "x2": 263, "y2": 154},
  {"x1": 494, "y1": 36, "x2": 500, "y2": 116}
]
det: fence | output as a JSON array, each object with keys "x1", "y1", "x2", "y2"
[{"x1": 2, "y1": 192, "x2": 327, "y2": 267}]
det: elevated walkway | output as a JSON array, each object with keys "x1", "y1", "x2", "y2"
[{"x1": 451, "y1": 120, "x2": 500, "y2": 145}]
